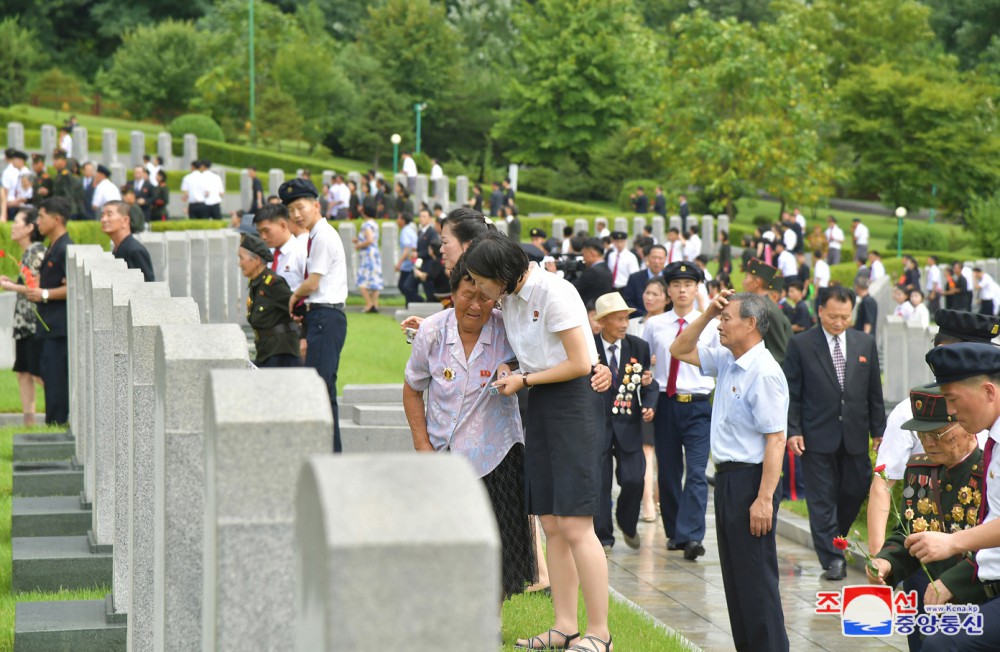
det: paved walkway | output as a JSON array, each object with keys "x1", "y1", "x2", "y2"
[{"x1": 606, "y1": 490, "x2": 907, "y2": 651}]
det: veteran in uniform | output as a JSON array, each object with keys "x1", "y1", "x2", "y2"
[
  {"x1": 869, "y1": 385, "x2": 986, "y2": 650},
  {"x1": 51, "y1": 150, "x2": 82, "y2": 217},
  {"x1": 741, "y1": 258, "x2": 792, "y2": 364},
  {"x1": 30, "y1": 154, "x2": 53, "y2": 202},
  {"x1": 238, "y1": 233, "x2": 300, "y2": 368}
]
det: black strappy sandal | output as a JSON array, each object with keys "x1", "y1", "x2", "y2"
[
  {"x1": 513, "y1": 628, "x2": 581, "y2": 650},
  {"x1": 569, "y1": 634, "x2": 613, "y2": 652}
]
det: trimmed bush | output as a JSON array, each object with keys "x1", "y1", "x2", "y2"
[
  {"x1": 168, "y1": 114, "x2": 225, "y2": 143},
  {"x1": 886, "y1": 220, "x2": 969, "y2": 253}
]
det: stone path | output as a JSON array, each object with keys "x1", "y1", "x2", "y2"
[{"x1": 605, "y1": 491, "x2": 907, "y2": 651}]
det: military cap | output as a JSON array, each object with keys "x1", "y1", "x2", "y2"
[
  {"x1": 935, "y1": 309, "x2": 1000, "y2": 343},
  {"x1": 31, "y1": 153, "x2": 44, "y2": 164},
  {"x1": 926, "y1": 342, "x2": 1000, "y2": 386},
  {"x1": 96, "y1": 164, "x2": 111, "y2": 177},
  {"x1": 529, "y1": 227, "x2": 547, "y2": 239},
  {"x1": 611, "y1": 231, "x2": 628, "y2": 240},
  {"x1": 8, "y1": 149, "x2": 27, "y2": 161},
  {"x1": 662, "y1": 260, "x2": 704, "y2": 284},
  {"x1": 239, "y1": 233, "x2": 274, "y2": 263},
  {"x1": 746, "y1": 257, "x2": 783, "y2": 291},
  {"x1": 278, "y1": 178, "x2": 319, "y2": 205},
  {"x1": 900, "y1": 385, "x2": 956, "y2": 432}
]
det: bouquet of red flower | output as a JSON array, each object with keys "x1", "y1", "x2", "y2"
[{"x1": 0, "y1": 250, "x2": 49, "y2": 331}]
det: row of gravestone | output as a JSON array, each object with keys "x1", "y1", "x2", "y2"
[
  {"x1": 6, "y1": 121, "x2": 197, "y2": 171},
  {"x1": 10, "y1": 243, "x2": 501, "y2": 652}
]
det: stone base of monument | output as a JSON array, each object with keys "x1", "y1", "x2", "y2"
[
  {"x1": 339, "y1": 384, "x2": 415, "y2": 453},
  {"x1": 12, "y1": 431, "x2": 74, "y2": 461},
  {"x1": 104, "y1": 594, "x2": 126, "y2": 624},
  {"x1": 12, "y1": 496, "x2": 92, "y2": 537},
  {"x1": 12, "y1": 461, "x2": 84, "y2": 497},
  {"x1": 392, "y1": 302, "x2": 444, "y2": 322},
  {"x1": 11, "y1": 536, "x2": 112, "y2": 592},
  {"x1": 14, "y1": 600, "x2": 125, "y2": 652}
]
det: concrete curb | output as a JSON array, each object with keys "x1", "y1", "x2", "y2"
[
  {"x1": 609, "y1": 587, "x2": 704, "y2": 652},
  {"x1": 775, "y1": 503, "x2": 872, "y2": 574}
]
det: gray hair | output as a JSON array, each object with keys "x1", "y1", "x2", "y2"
[{"x1": 731, "y1": 292, "x2": 770, "y2": 338}]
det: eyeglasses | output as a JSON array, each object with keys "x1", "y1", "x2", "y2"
[{"x1": 913, "y1": 423, "x2": 960, "y2": 442}]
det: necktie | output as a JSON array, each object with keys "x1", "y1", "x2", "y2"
[
  {"x1": 666, "y1": 318, "x2": 686, "y2": 397},
  {"x1": 668, "y1": 244, "x2": 674, "y2": 263},
  {"x1": 609, "y1": 343, "x2": 619, "y2": 387},
  {"x1": 832, "y1": 335, "x2": 845, "y2": 389},
  {"x1": 980, "y1": 438, "x2": 995, "y2": 525},
  {"x1": 612, "y1": 252, "x2": 620, "y2": 284},
  {"x1": 304, "y1": 236, "x2": 313, "y2": 280},
  {"x1": 271, "y1": 249, "x2": 280, "y2": 272}
]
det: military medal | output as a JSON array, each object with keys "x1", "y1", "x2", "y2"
[
  {"x1": 903, "y1": 485, "x2": 915, "y2": 499},
  {"x1": 917, "y1": 475, "x2": 928, "y2": 499},
  {"x1": 443, "y1": 368, "x2": 455, "y2": 381}
]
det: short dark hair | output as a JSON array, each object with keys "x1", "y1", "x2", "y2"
[
  {"x1": 582, "y1": 237, "x2": 604, "y2": 254},
  {"x1": 253, "y1": 204, "x2": 289, "y2": 225},
  {"x1": 443, "y1": 207, "x2": 494, "y2": 245},
  {"x1": 649, "y1": 244, "x2": 667, "y2": 257},
  {"x1": 787, "y1": 281, "x2": 804, "y2": 292},
  {"x1": 14, "y1": 207, "x2": 44, "y2": 242},
  {"x1": 818, "y1": 284, "x2": 855, "y2": 308},
  {"x1": 464, "y1": 231, "x2": 529, "y2": 294},
  {"x1": 645, "y1": 276, "x2": 668, "y2": 294},
  {"x1": 668, "y1": 227, "x2": 679, "y2": 235},
  {"x1": 39, "y1": 197, "x2": 71, "y2": 223},
  {"x1": 563, "y1": 226, "x2": 573, "y2": 237}
]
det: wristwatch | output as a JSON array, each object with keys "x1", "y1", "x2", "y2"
[{"x1": 41, "y1": 289, "x2": 49, "y2": 303}]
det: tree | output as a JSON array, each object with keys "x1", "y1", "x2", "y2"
[
  {"x1": 634, "y1": 12, "x2": 840, "y2": 214},
  {"x1": 921, "y1": 0, "x2": 1000, "y2": 69},
  {"x1": 0, "y1": 17, "x2": 47, "y2": 106},
  {"x1": 837, "y1": 63, "x2": 1000, "y2": 212},
  {"x1": 256, "y1": 89, "x2": 303, "y2": 150},
  {"x1": 98, "y1": 20, "x2": 206, "y2": 122},
  {"x1": 27, "y1": 68, "x2": 88, "y2": 111},
  {"x1": 493, "y1": 0, "x2": 653, "y2": 168},
  {"x1": 333, "y1": 49, "x2": 410, "y2": 166}
]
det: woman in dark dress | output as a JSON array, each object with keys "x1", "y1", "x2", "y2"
[
  {"x1": 717, "y1": 230, "x2": 732, "y2": 275},
  {"x1": 151, "y1": 169, "x2": 169, "y2": 221}
]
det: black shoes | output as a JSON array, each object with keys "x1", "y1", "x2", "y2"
[
  {"x1": 683, "y1": 541, "x2": 705, "y2": 561},
  {"x1": 666, "y1": 538, "x2": 684, "y2": 550},
  {"x1": 822, "y1": 559, "x2": 847, "y2": 581}
]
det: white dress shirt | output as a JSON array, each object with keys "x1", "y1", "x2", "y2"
[
  {"x1": 182, "y1": 170, "x2": 206, "y2": 203},
  {"x1": 59, "y1": 133, "x2": 72, "y2": 153},
  {"x1": 501, "y1": 263, "x2": 598, "y2": 374},
  {"x1": 270, "y1": 235, "x2": 307, "y2": 292},
  {"x1": 1, "y1": 164, "x2": 20, "y2": 197},
  {"x1": 145, "y1": 162, "x2": 160, "y2": 186},
  {"x1": 814, "y1": 259, "x2": 830, "y2": 288},
  {"x1": 853, "y1": 223, "x2": 869, "y2": 246},
  {"x1": 203, "y1": 171, "x2": 224, "y2": 206},
  {"x1": 795, "y1": 213, "x2": 806, "y2": 230},
  {"x1": 607, "y1": 247, "x2": 639, "y2": 288},
  {"x1": 893, "y1": 300, "x2": 914, "y2": 320},
  {"x1": 684, "y1": 234, "x2": 701, "y2": 261},
  {"x1": 664, "y1": 240, "x2": 684, "y2": 264},
  {"x1": 783, "y1": 228, "x2": 798, "y2": 252},
  {"x1": 91, "y1": 177, "x2": 122, "y2": 210},
  {"x1": 430, "y1": 163, "x2": 443, "y2": 180},
  {"x1": 643, "y1": 309, "x2": 718, "y2": 395},
  {"x1": 978, "y1": 273, "x2": 999, "y2": 304},
  {"x1": 776, "y1": 250, "x2": 798, "y2": 278},
  {"x1": 924, "y1": 265, "x2": 943, "y2": 294},
  {"x1": 970, "y1": 416, "x2": 1000, "y2": 580},
  {"x1": 305, "y1": 219, "x2": 348, "y2": 304},
  {"x1": 402, "y1": 157, "x2": 418, "y2": 178},
  {"x1": 962, "y1": 266, "x2": 975, "y2": 293},
  {"x1": 826, "y1": 225, "x2": 844, "y2": 250},
  {"x1": 870, "y1": 259, "x2": 886, "y2": 281},
  {"x1": 908, "y1": 303, "x2": 930, "y2": 328}
]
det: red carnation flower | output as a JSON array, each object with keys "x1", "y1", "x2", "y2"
[
  {"x1": 874, "y1": 464, "x2": 886, "y2": 474},
  {"x1": 833, "y1": 537, "x2": 849, "y2": 551}
]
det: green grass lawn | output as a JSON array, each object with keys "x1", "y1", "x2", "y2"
[{"x1": 0, "y1": 373, "x2": 42, "y2": 416}]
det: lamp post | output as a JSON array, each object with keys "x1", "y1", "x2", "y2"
[
  {"x1": 391, "y1": 133, "x2": 401, "y2": 175},
  {"x1": 413, "y1": 102, "x2": 427, "y2": 154},
  {"x1": 895, "y1": 206, "x2": 907, "y2": 259},
  {"x1": 248, "y1": 0, "x2": 256, "y2": 146}
]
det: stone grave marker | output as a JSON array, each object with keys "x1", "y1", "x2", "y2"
[
  {"x1": 72, "y1": 126, "x2": 88, "y2": 162},
  {"x1": 41, "y1": 125, "x2": 57, "y2": 165},
  {"x1": 101, "y1": 129, "x2": 117, "y2": 168},
  {"x1": 455, "y1": 176, "x2": 469, "y2": 208},
  {"x1": 182, "y1": 134, "x2": 197, "y2": 170},
  {"x1": 7, "y1": 122, "x2": 24, "y2": 150},
  {"x1": 268, "y1": 169, "x2": 284, "y2": 198},
  {"x1": 157, "y1": 132, "x2": 172, "y2": 169}
]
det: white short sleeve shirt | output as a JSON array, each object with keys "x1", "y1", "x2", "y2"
[{"x1": 305, "y1": 219, "x2": 348, "y2": 304}]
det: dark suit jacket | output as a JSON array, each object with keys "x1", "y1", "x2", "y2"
[
  {"x1": 415, "y1": 225, "x2": 440, "y2": 263},
  {"x1": 129, "y1": 179, "x2": 154, "y2": 221},
  {"x1": 507, "y1": 217, "x2": 521, "y2": 243},
  {"x1": 572, "y1": 261, "x2": 613, "y2": 307},
  {"x1": 653, "y1": 195, "x2": 666, "y2": 217},
  {"x1": 81, "y1": 177, "x2": 96, "y2": 220},
  {"x1": 621, "y1": 269, "x2": 657, "y2": 316},
  {"x1": 784, "y1": 327, "x2": 886, "y2": 455},
  {"x1": 595, "y1": 334, "x2": 658, "y2": 453}
]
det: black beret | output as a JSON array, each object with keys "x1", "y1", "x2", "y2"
[
  {"x1": 239, "y1": 233, "x2": 273, "y2": 263},
  {"x1": 9, "y1": 149, "x2": 27, "y2": 160},
  {"x1": 747, "y1": 257, "x2": 783, "y2": 290},
  {"x1": 935, "y1": 309, "x2": 1000, "y2": 343},
  {"x1": 529, "y1": 227, "x2": 547, "y2": 239},
  {"x1": 610, "y1": 231, "x2": 628, "y2": 240},
  {"x1": 900, "y1": 385, "x2": 956, "y2": 431},
  {"x1": 96, "y1": 164, "x2": 111, "y2": 177},
  {"x1": 926, "y1": 342, "x2": 1000, "y2": 386},
  {"x1": 662, "y1": 261, "x2": 704, "y2": 284},
  {"x1": 278, "y1": 178, "x2": 318, "y2": 205},
  {"x1": 31, "y1": 153, "x2": 44, "y2": 163}
]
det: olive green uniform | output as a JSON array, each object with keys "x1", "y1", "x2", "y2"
[
  {"x1": 876, "y1": 451, "x2": 988, "y2": 604},
  {"x1": 32, "y1": 171, "x2": 53, "y2": 203},
  {"x1": 52, "y1": 168, "x2": 82, "y2": 216},
  {"x1": 247, "y1": 270, "x2": 300, "y2": 365},
  {"x1": 764, "y1": 298, "x2": 792, "y2": 365}
]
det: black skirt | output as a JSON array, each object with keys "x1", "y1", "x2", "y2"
[
  {"x1": 13, "y1": 336, "x2": 42, "y2": 377},
  {"x1": 524, "y1": 375, "x2": 604, "y2": 517},
  {"x1": 482, "y1": 443, "x2": 537, "y2": 599}
]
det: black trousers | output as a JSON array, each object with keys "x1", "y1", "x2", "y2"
[
  {"x1": 801, "y1": 445, "x2": 871, "y2": 568},
  {"x1": 715, "y1": 464, "x2": 788, "y2": 652},
  {"x1": 980, "y1": 299, "x2": 995, "y2": 316},
  {"x1": 922, "y1": 594, "x2": 1000, "y2": 651},
  {"x1": 40, "y1": 336, "x2": 69, "y2": 425},
  {"x1": 304, "y1": 307, "x2": 347, "y2": 452},
  {"x1": 400, "y1": 272, "x2": 425, "y2": 305},
  {"x1": 654, "y1": 396, "x2": 711, "y2": 543},
  {"x1": 595, "y1": 430, "x2": 645, "y2": 547}
]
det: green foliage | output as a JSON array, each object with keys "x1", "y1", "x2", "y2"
[
  {"x1": 923, "y1": 0, "x2": 1000, "y2": 70},
  {"x1": 965, "y1": 194, "x2": 1000, "y2": 257},
  {"x1": 0, "y1": 17, "x2": 47, "y2": 106},
  {"x1": 256, "y1": 89, "x2": 303, "y2": 151},
  {"x1": 168, "y1": 114, "x2": 225, "y2": 143},
  {"x1": 587, "y1": 129, "x2": 657, "y2": 201},
  {"x1": 494, "y1": 0, "x2": 652, "y2": 168},
  {"x1": 97, "y1": 20, "x2": 207, "y2": 122},
  {"x1": 617, "y1": 180, "x2": 663, "y2": 212},
  {"x1": 27, "y1": 68, "x2": 88, "y2": 112},
  {"x1": 886, "y1": 220, "x2": 970, "y2": 253},
  {"x1": 837, "y1": 63, "x2": 1000, "y2": 212},
  {"x1": 515, "y1": 194, "x2": 604, "y2": 216}
]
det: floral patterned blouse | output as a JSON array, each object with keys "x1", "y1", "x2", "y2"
[{"x1": 13, "y1": 242, "x2": 46, "y2": 340}]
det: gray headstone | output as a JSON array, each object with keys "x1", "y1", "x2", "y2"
[
  {"x1": 338, "y1": 222, "x2": 358, "y2": 292},
  {"x1": 613, "y1": 217, "x2": 628, "y2": 236},
  {"x1": 508, "y1": 164, "x2": 518, "y2": 192},
  {"x1": 987, "y1": 259, "x2": 999, "y2": 283},
  {"x1": 322, "y1": 170, "x2": 334, "y2": 187},
  {"x1": 573, "y1": 219, "x2": 589, "y2": 237},
  {"x1": 6, "y1": 122, "x2": 24, "y2": 150},
  {"x1": 268, "y1": 169, "x2": 284, "y2": 198},
  {"x1": 906, "y1": 321, "x2": 934, "y2": 388},
  {"x1": 295, "y1": 454, "x2": 500, "y2": 651},
  {"x1": 415, "y1": 174, "x2": 428, "y2": 209},
  {"x1": 203, "y1": 368, "x2": 332, "y2": 652},
  {"x1": 101, "y1": 129, "x2": 117, "y2": 168},
  {"x1": 129, "y1": 131, "x2": 145, "y2": 170},
  {"x1": 381, "y1": 222, "x2": 399, "y2": 291},
  {"x1": 552, "y1": 218, "x2": 567, "y2": 241},
  {"x1": 717, "y1": 215, "x2": 730, "y2": 242},
  {"x1": 41, "y1": 124, "x2": 57, "y2": 166},
  {"x1": 126, "y1": 296, "x2": 201, "y2": 652},
  {"x1": 594, "y1": 219, "x2": 607, "y2": 236},
  {"x1": 72, "y1": 126, "x2": 88, "y2": 162},
  {"x1": 434, "y1": 174, "x2": 449, "y2": 211},
  {"x1": 87, "y1": 266, "x2": 145, "y2": 552},
  {"x1": 394, "y1": 173, "x2": 408, "y2": 197},
  {"x1": 455, "y1": 176, "x2": 469, "y2": 208},
  {"x1": 188, "y1": 231, "x2": 210, "y2": 321},
  {"x1": 165, "y1": 232, "x2": 192, "y2": 299},
  {"x1": 701, "y1": 215, "x2": 714, "y2": 256},
  {"x1": 206, "y1": 232, "x2": 229, "y2": 323},
  {"x1": 632, "y1": 217, "x2": 647, "y2": 242},
  {"x1": 213, "y1": 168, "x2": 226, "y2": 197},
  {"x1": 651, "y1": 216, "x2": 665, "y2": 244},
  {"x1": 154, "y1": 324, "x2": 248, "y2": 652},
  {"x1": 111, "y1": 281, "x2": 170, "y2": 615},
  {"x1": 347, "y1": 171, "x2": 362, "y2": 191},
  {"x1": 110, "y1": 162, "x2": 126, "y2": 189},
  {"x1": 66, "y1": 245, "x2": 105, "y2": 457},
  {"x1": 493, "y1": 219, "x2": 508, "y2": 237},
  {"x1": 223, "y1": 231, "x2": 246, "y2": 326},
  {"x1": 668, "y1": 215, "x2": 682, "y2": 233},
  {"x1": 240, "y1": 169, "x2": 252, "y2": 213},
  {"x1": 157, "y1": 132, "x2": 172, "y2": 170},
  {"x1": 883, "y1": 316, "x2": 908, "y2": 404},
  {"x1": 182, "y1": 134, "x2": 198, "y2": 170},
  {"x1": 135, "y1": 232, "x2": 167, "y2": 286}
]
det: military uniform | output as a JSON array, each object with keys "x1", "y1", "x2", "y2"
[
  {"x1": 746, "y1": 258, "x2": 791, "y2": 364},
  {"x1": 241, "y1": 233, "x2": 300, "y2": 367},
  {"x1": 52, "y1": 167, "x2": 82, "y2": 216},
  {"x1": 31, "y1": 164, "x2": 53, "y2": 203}
]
